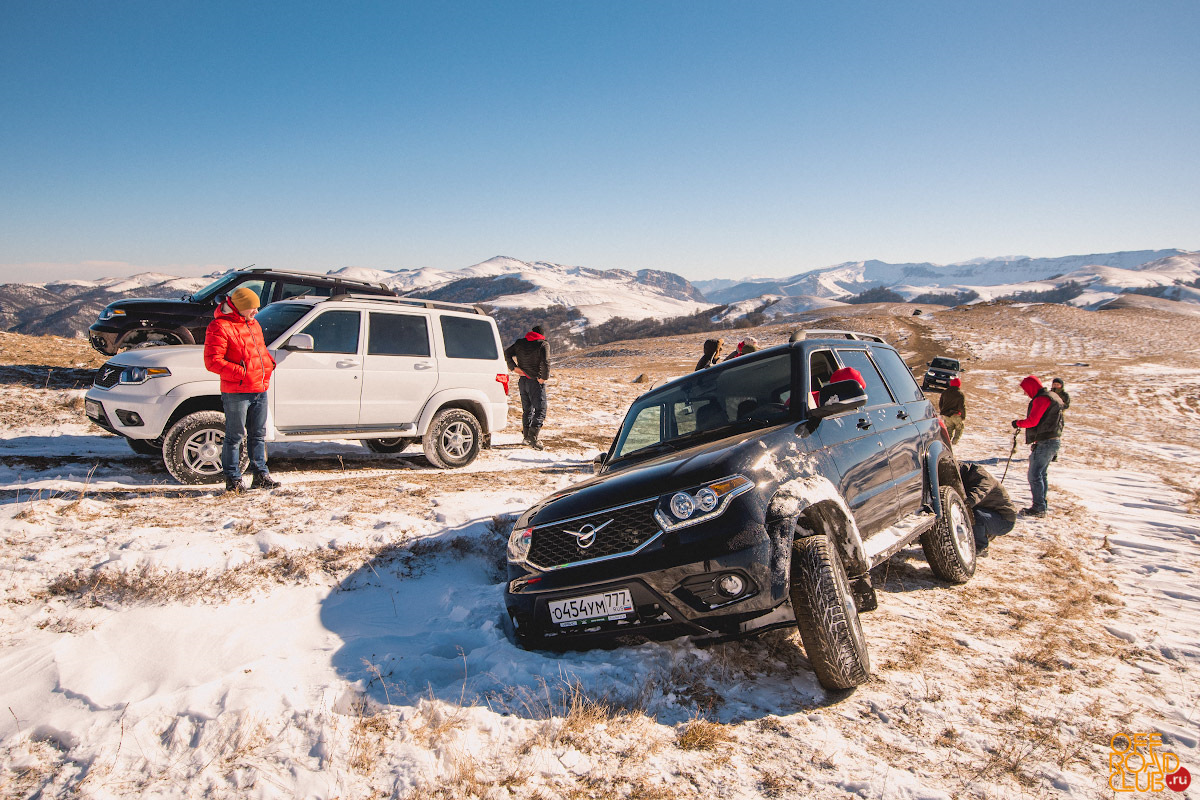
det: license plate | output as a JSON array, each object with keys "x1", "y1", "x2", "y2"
[
  {"x1": 548, "y1": 589, "x2": 634, "y2": 627},
  {"x1": 85, "y1": 399, "x2": 102, "y2": 420}
]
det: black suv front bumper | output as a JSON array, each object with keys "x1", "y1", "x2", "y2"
[{"x1": 505, "y1": 508, "x2": 794, "y2": 648}]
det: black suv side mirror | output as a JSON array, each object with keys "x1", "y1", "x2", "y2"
[
  {"x1": 592, "y1": 452, "x2": 609, "y2": 474},
  {"x1": 810, "y1": 380, "x2": 868, "y2": 420}
]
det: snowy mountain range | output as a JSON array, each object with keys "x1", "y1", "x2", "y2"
[{"x1": 1, "y1": 250, "x2": 1198, "y2": 341}]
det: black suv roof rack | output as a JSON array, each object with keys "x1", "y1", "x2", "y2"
[
  {"x1": 798, "y1": 329, "x2": 886, "y2": 343},
  {"x1": 244, "y1": 267, "x2": 391, "y2": 291},
  {"x1": 326, "y1": 293, "x2": 488, "y2": 315}
]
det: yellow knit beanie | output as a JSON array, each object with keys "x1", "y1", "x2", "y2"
[{"x1": 229, "y1": 287, "x2": 260, "y2": 313}]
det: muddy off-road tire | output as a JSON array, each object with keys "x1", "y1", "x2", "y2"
[
  {"x1": 363, "y1": 437, "x2": 412, "y2": 454},
  {"x1": 162, "y1": 411, "x2": 247, "y2": 485},
  {"x1": 790, "y1": 532, "x2": 871, "y2": 690},
  {"x1": 125, "y1": 436, "x2": 163, "y2": 457},
  {"x1": 920, "y1": 486, "x2": 976, "y2": 583},
  {"x1": 422, "y1": 408, "x2": 482, "y2": 469}
]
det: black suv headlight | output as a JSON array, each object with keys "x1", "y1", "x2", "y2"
[
  {"x1": 99, "y1": 308, "x2": 126, "y2": 321},
  {"x1": 507, "y1": 526, "x2": 533, "y2": 563},
  {"x1": 654, "y1": 475, "x2": 753, "y2": 532},
  {"x1": 119, "y1": 366, "x2": 171, "y2": 384}
]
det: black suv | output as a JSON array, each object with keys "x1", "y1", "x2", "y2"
[
  {"x1": 921, "y1": 356, "x2": 962, "y2": 391},
  {"x1": 88, "y1": 267, "x2": 395, "y2": 355},
  {"x1": 505, "y1": 331, "x2": 974, "y2": 690}
]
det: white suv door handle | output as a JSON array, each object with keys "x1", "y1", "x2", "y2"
[
  {"x1": 414, "y1": 362, "x2": 434, "y2": 370},
  {"x1": 336, "y1": 359, "x2": 360, "y2": 368}
]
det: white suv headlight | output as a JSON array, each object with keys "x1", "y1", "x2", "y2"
[
  {"x1": 119, "y1": 366, "x2": 171, "y2": 384},
  {"x1": 654, "y1": 475, "x2": 753, "y2": 532}
]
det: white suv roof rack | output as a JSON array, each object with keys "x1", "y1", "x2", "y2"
[
  {"x1": 799, "y1": 329, "x2": 886, "y2": 343},
  {"x1": 326, "y1": 293, "x2": 488, "y2": 315}
]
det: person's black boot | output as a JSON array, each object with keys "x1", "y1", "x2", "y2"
[
  {"x1": 521, "y1": 425, "x2": 530, "y2": 445},
  {"x1": 250, "y1": 472, "x2": 281, "y2": 490},
  {"x1": 527, "y1": 427, "x2": 545, "y2": 451},
  {"x1": 225, "y1": 476, "x2": 245, "y2": 495}
]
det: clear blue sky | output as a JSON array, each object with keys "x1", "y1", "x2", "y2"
[{"x1": 2, "y1": 1, "x2": 1197, "y2": 283}]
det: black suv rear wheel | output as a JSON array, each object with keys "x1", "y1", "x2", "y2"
[
  {"x1": 920, "y1": 486, "x2": 976, "y2": 583},
  {"x1": 790, "y1": 532, "x2": 870, "y2": 690},
  {"x1": 162, "y1": 411, "x2": 247, "y2": 484}
]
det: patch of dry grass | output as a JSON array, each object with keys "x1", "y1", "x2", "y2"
[{"x1": 676, "y1": 717, "x2": 735, "y2": 751}]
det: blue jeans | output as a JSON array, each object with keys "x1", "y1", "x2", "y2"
[
  {"x1": 1027, "y1": 438, "x2": 1060, "y2": 512},
  {"x1": 222, "y1": 392, "x2": 269, "y2": 479},
  {"x1": 972, "y1": 508, "x2": 1016, "y2": 550}
]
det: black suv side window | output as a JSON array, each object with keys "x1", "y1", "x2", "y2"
[
  {"x1": 836, "y1": 348, "x2": 894, "y2": 406},
  {"x1": 871, "y1": 348, "x2": 925, "y2": 403},
  {"x1": 440, "y1": 316, "x2": 499, "y2": 360},
  {"x1": 278, "y1": 282, "x2": 334, "y2": 301},
  {"x1": 229, "y1": 279, "x2": 272, "y2": 306},
  {"x1": 300, "y1": 310, "x2": 360, "y2": 354},
  {"x1": 368, "y1": 312, "x2": 431, "y2": 357}
]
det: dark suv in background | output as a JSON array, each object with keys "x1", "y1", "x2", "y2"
[
  {"x1": 88, "y1": 267, "x2": 395, "y2": 355},
  {"x1": 505, "y1": 330, "x2": 974, "y2": 690}
]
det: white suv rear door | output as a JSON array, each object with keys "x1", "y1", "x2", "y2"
[
  {"x1": 272, "y1": 309, "x2": 364, "y2": 430},
  {"x1": 359, "y1": 311, "x2": 439, "y2": 426}
]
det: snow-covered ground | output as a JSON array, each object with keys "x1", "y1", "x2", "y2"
[{"x1": 0, "y1": 304, "x2": 1197, "y2": 799}]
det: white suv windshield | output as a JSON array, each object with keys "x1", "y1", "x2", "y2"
[
  {"x1": 256, "y1": 303, "x2": 312, "y2": 345},
  {"x1": 612, "y1": 352, "x2": 793, "y2": 461}
]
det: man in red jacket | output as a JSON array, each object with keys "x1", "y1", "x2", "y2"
[
  {"x1": 1011, "y1": 375, "x2": 1064, "y2": 517},
  {"x1": 203, "y1": 287, "x2": 279, "y2": 493}
]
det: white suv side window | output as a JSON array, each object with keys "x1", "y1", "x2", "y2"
[
  {"x1": 368, "y1": 312, "x2": 430, "y2": 357},
  {"x1": 299, "y1": 310, "x2": 360, "y2": 354}
]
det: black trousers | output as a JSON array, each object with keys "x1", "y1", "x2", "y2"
[{"x1": 519, "y1": 376, "x2": 547, "y2": 432}]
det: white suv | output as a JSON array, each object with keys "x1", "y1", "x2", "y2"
[{"x1": 84, "y1": 295, "x2": 510, "y2": 483}]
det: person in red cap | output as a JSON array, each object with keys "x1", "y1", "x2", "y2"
[
  {"x1": 203, "y1": 286, "x2": 278, "y2": 494},
  {"x1": 504, "y1": 324, "x2": 551, "y2": 450},
  {"x1": 1011, "y1": 375, "x2": 1064, "y2": 517},
  {"x1": 938, "y1": 377, "x2": 965, "y2": 445}
]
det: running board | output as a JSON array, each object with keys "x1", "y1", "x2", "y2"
[
  {"x1": 276, "y1": 423, "x2": 417, "y2": 437},
  {"x1": 862, "y1": 511, "x2": 938, "y2": 565}
]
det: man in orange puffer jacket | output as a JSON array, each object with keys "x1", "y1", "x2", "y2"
[{"x1": 203, "y1": 287, "x2": 278, "y2": 494}]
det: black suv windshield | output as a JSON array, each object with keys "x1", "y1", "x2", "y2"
[
  {"x1": 930, "y1": 357, "x2": 959, "y2": 371},
  {"x1": 612, "y1": 351, "x2": 794, "y2": 461},
  {"x1": 257, "y1": 303, "x2": 312, "y2": 346},
  {"x1": 191, "y1": 274, "x2": 240, "y2": 303}
]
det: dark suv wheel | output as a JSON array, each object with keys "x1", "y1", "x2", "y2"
[
  {"x1": 920, "y1": 486, "x2": 976, "y2": 583},
  {"x1": 790, "y1": 532, "x2": 871, "y2": 689}
]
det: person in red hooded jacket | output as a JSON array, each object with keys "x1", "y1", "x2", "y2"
[
  {"x1": 938, "y1": 377, "x2": 966, "y2": 445},
  {"x1": 203, "y1": 287, "x2": 278, "y2": 493},
  {"x1": 1011, "y1": 375, "x2": 1064, "y2": 517}
]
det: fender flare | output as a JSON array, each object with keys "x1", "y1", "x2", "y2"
[
  {"x1": 768, "y1": 475, "x2": 870, "y2": 577},
  {"x1": 416, "y1": 388, "x2": 496, "y2": 435},
  {"x1": 926, "y1": 440, "x2": 947, "y2": 516}
]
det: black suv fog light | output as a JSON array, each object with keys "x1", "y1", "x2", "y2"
[
  {"x1": 717, "y1": 573, "x2": 746, "y2": 598},
  {"x1": 115, "y1": 409, "x2": 144, "y2": 426}
]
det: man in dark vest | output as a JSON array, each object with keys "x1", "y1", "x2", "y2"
[
  {"x1": 1011, "y1": 375, "x2": 1064, "y2": 518},
  {"x1": 504, "y1": 324, "x2": 551, "y2": 450}
]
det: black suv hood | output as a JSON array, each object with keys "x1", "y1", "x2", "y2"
[
  {"x1": 105, "y1": 297, "x2": 213, "y2": 313},
  {"x1": 524, "y1": 423, "x2": 803, "y2": 526}
]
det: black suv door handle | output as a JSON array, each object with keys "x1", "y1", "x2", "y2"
[
  {"x1": 857, "y1": 418, "x2": 872, "y2": 430},
  {"x1": 897, "y1": 410, "x2": 909, "y2": 420}
]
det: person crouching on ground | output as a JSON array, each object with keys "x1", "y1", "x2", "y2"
[
  {"x1": 504, "y1": 324, "x2": 550, "y2": 450},
  {"x1": 1011, "y1": 375, "x2": 1064, "y2": 518},
  {"x1": 959, "y1": 462, "x2": 1016, "y2": 557},
  {"x1": 203, "y1": 287, "x2": 279, "y2": 493},
  {"x1": 939, "y1": 377, "x2": 965, "y2": 445}
]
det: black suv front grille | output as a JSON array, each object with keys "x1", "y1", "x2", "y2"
[
  {"x1": 94, "y1": 363, "x2": 121, "y2": 388},
  {"x1": 528, "y1": 498, "x2": 661, "y2": 570}
]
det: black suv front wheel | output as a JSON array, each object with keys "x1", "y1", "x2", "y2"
[
  {"x1": 163, "y1": 411, "x2": 247, "y2": 484},
  {"x1": 790, "y1": 532, "x2": 871, "y2": 690}
]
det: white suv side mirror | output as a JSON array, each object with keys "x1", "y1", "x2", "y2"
[{"x1": 282, "y1": 333, "x2": 314, "y2": 351}]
